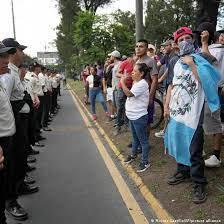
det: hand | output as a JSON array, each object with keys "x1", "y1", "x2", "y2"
[
  {"x1": 103, "y1": 89, "x2": 107, "y2": 95},
  {"x1": 164, "y1": 105, "x2": 170, "y2": 119},
  {"x1": 201, "y1": 31, "x2": 209, "y2": 45},
  {"x1": 181, "y1": 55, "x2": 194, "y2": 66},
  {"x1": 0, "y1": 146, "x2": 4, "y2": 170},
  {"x1": 121, "y1": 76, "x2": 126, "y2": 83}
]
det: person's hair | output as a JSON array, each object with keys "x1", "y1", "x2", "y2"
[
  {"x1": 137, "y1": 39, "x2": 148, "y2": 48},
  {"x1": 136, "y1": 63, "x2": 151, "y2": 79},
  {"x1": 214, "y1": 32, "x2": 221, "y2": 43},
  {"x1": 90, "y1": 65, "x2": 97, "y2": 74}
]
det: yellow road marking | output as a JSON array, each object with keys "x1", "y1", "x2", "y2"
[
  {"x1": 69, "y1": 85, "x2": 174, "y2": 223},
  {"x1": 69, "y1": 90, "x2": 149, "y2": 224}
]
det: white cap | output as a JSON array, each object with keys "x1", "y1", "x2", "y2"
[{"x1": 108, "y1": 50, "x2": 121, "y2": 58}]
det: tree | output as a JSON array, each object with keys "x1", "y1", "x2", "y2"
[
  {"x1": 55, "y1": 0, "x2": 80, "y2": 65},
  {"x1": 145, "y1": 0, "x2": 196, "y2": 44},
  {"x1": 80, "y1": 0, "x2": 114, "y2": 13},
  {"x1": 196, "y1": 0, "x2": 224, "y2": 27}
]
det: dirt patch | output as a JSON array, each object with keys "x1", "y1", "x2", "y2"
[{"x1": 69, "y1": 80, "x2": 224, "y2": 222}]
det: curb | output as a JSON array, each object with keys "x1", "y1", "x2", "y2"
[{"x1": 68, "y1": 84, "x2": 174, "y2": 223}]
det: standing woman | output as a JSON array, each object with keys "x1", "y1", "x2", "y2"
[
  {"x1": 122, "y1": 63, "x2": 151, "y2": 172},
  {"x1": 86, "y1": 65, "x2": 109, "y2": 120}
]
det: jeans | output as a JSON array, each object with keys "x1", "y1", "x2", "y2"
[
  {"x1": 177, "y1": 106, "x2": 207, "y2": 185},
  {"x1": 89, "y1": 88, "x2": 108, "y2": 114},
  {"x1": 129, "y1": 115, "x2": 150, "y2": 164}
]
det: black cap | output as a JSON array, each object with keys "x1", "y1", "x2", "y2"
[
  {"x1": 30, "y1": 62, "x2": 41, "y2": 68},
  {"x1": 194, "y1": 22, "x2": 215, "y2": 37},
  {"x1": 2, "y1": 38, "x2": 27, "y2": 51},
  {"x1": 217, "y1": 29, "x2": 224, "y2": 34},
  {"x1": 0, "y1": 41, "x2": 16, "y2": 55},
  {"x1": 19, "y1": 63, "x2": 28, "y2": 69}
]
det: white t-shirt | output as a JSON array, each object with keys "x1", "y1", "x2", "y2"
[
  {"x1": 125, "y1": 79, "x2": 149, "y2": 120},
  {"x1": 86, "y1": 75, "x2": 94, "y2": 88},
  {"x1": 209, "y1": 44, "x2": 224, "y2": 86}
]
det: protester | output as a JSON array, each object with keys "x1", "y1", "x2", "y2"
[
  {"x1": 86, "y1": 65, "x2": 109, "y2": 120},
  {"x1": 164, "y1": 27, "x2": 221, "y2": 204},
  {"x1": 135, "y1": 39, "x2": 158, "y2": 130},
  {"x1": 123, "y1": 63, "x2": 151, "y2": 172},
  {"x1": 113, "y1": 54, "x2": 137, "y2": 136},
  {"x1": 103, "y1": 57, "x2": 115, "y2": 120}
]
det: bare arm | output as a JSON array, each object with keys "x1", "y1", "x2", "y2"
[
  {"x1": 120, "y1": 78, "x2": 134, "y2": 97},
  {"x1": 158, "y1": 69, "x2": 168, "y2": 83},
  {"x1": 164, "y1": 84, "x2": 172, "y2": 118},
  {"x1": 149, "y1": 75, "x2": 158, "y2": 104}
]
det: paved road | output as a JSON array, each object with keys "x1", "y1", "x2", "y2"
[{"x1": 8, "y1": 90, "x2": 154, "y2": 224}]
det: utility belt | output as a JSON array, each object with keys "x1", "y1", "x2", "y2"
[{"x1": 10, "y1": 100, "x2": 26, "y2": 116}]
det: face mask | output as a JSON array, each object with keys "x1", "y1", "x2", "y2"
[{"x1": 178, "y1": 40, "x2": 195, "y2": 56}]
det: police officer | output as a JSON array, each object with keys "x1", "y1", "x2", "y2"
[
  {"x1": 25, "y1": 62, "x2": 46, "y2": 146},
  {"x1": 0, "y1": 42, "x2": 16, "y2": 224},
  {"x1": 2, "y1": 38, "x2": 39, "y2": 221}
]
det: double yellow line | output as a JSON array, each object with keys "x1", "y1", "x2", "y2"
[{"x1": 69, "y1": 87, "x2": 173, "y2": 224}]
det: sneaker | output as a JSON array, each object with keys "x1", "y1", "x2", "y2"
[
  {"x1": 205, "y1": 155, "x2": 221, "y2": 168},
  {"x1": 167, "y1": 171, "x2": 190, "y2": 185},
  {"x1": 155, "y1": 130, "x2": 165, "y2": 138},
  {"x1": 92, "y1": 114, "x2": 97, "y2": 120},
  {"x1": 124, "y1": 155, "x2": 137, "y2": 164},
  {"x1": 137, "y1": 162, "x2": 150, "y2": 173},
  {"x1": 192, "y1": 184, "x2": 207, "y2": 204}
]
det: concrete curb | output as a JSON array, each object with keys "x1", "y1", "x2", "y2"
[{"x1": 68, "y1": 84, "x2": 174, "y2": 223}]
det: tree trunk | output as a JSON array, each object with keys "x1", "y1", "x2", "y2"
[{"x1": 196, "y1": 0, "x2": 220, "y2": 27}]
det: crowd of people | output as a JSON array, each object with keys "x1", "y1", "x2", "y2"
[
  {"x1": 80, "y1": 22, "x2": 224, "y2": 204},
  {"x1": 0, "y1": 38, "x2": 64, "y2": 223}
]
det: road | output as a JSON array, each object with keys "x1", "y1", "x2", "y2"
[{"x1": 8, "y1": 90, "x2": 155, "y2": 224}]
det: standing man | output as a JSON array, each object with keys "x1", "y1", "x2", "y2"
[
  {"x1": 135, "y1": 39, "x2": 158, "y2": 128},
  {"x1": 0, "y1": 41, "x2": 16, "y2": 224},
  {"x1": 1, "y1": 38, "x2": 29, "y2": 221}
]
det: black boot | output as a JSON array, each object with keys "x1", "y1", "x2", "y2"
[{"x1": 192, "y1": 184, "x2": 207, "y2": 204}]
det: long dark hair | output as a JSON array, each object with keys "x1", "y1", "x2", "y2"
[{"x1": 136, "y1": 63, "x2": 151, "y2": 80}]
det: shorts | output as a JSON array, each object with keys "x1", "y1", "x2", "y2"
[
  {"x1": 203, "y1": 101, "x2": 222, "y2": 135},
  {"x1": 106, "y1": 87, "x2": 113, "y2": 102},
  {"x1": 147, "y1": 102, "x2": 155, "y2": 124}
]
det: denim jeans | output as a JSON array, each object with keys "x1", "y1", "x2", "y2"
[
  {"x1": 89, "y1": 88, "x2": 108, "y2": 114},
  {"x1": 177, "y1": 106, "x2": 207, "y2": 185},
  {"x1": 129, "y1": 114, "x2": 150, "y2": 164}
]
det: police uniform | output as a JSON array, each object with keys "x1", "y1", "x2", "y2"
[
  {"x1": 27, "y1": 71, "x2": 44, "y2": 137},
  {"x1": 1, "y1": 63, "x2": 30, "y2": 205},
  {"x1": 0, "y1": 78, "x2": 16, "y2": 224}
]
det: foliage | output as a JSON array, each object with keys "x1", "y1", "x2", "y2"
[
  {"x1": 80, "y1": 0, "x2": 114, "y2": 13},
  {"x1": 145, "y1": 0, "x2": 197, "y2": 44},
  {"x1": 72, "y1": 10, "x2": 135, "y2": 71}
]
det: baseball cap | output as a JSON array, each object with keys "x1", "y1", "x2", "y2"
[
  {"x1": 108, "y1": 50, "x2": 121, "y2": 58},
  {"x1": 30, "y1": 62, "x2": 42, "y2": 68},
  {"x1": 2, "y1": 38, "x2": 27, "y2": 50},
  {"x1": 0, "y1": 41, "x2": 16, "y2": 55},
  {"x1": 173, "y1": 27, "x2": 193, "y2": 43},
  {"x1": 160, "y1": 40, "x2": 173, "y2": 46}
]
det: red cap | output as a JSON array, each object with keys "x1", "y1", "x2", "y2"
[{"x1": 173, "y1": 27, "x2": 193, "y2": 43}]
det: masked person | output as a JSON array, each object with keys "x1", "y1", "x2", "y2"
[{"x1": 164, "y1": 27, "x2": 220, "y2": 204}]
